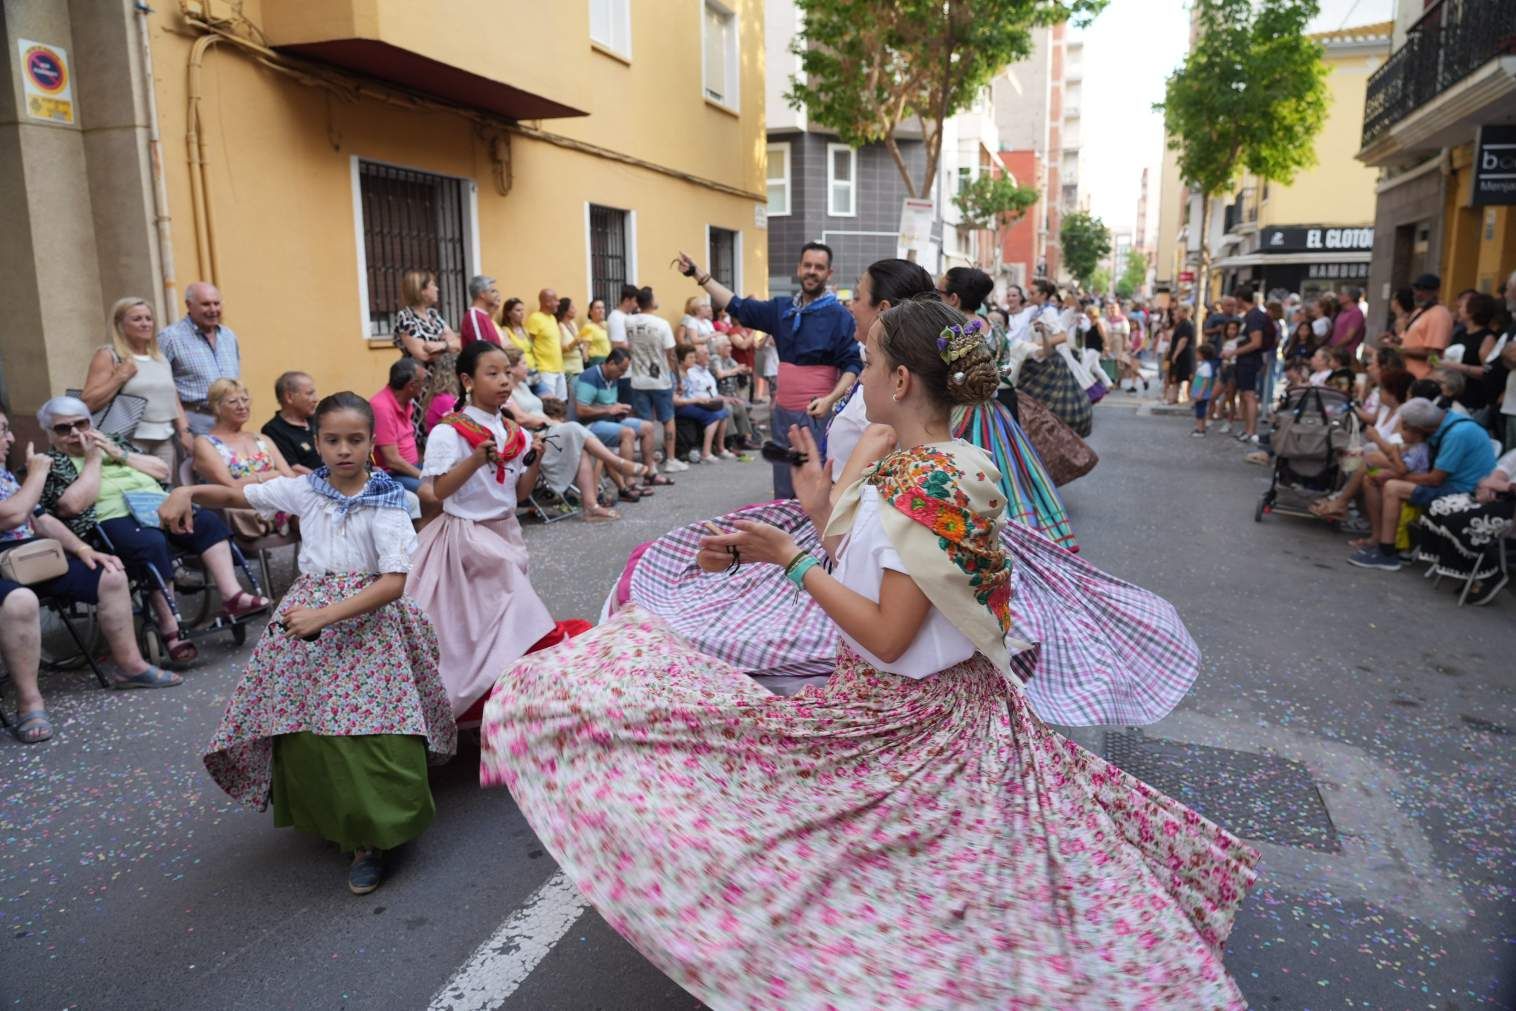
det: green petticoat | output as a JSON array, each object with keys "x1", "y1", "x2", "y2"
[{"x1": 270, "y1": 732, "x2": 434, "y2": 852}]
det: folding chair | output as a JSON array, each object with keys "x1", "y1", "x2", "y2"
[{"x1": 0, "y1": 593, "x2": 110, "y2": 730}]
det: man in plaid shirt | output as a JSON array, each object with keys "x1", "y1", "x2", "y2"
[{"x1": 158, "y1": 282, "x2": 241, "y2": 436}]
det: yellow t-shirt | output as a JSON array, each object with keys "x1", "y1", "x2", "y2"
[
  {"x1": 579, "y1": 321, "x2": 611, "y2": 361},
  {"x1": 525, "y1": 311, "x2": 564, "y2": 373},
  {"x1": 504, "y1": 326, "x2": 535, "y2": 368}
]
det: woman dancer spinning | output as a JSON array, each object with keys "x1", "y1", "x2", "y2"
[
  {"x1": 165, "y1": 392, "x2": 455, "y2": 895},
  {"x1": 482, "y1": 298, "x2": 1257, "y2": 1008},
  {"x1": 612, "y1": 258, "x2": 1198, "y2": 727},
  {"x1": 408, "y1": 341, "x2": 555, "y2": 717}
]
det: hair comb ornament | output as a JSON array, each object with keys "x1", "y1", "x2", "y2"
[{"x1": 937, "y1": 318, "x2": 985, "y2": 365}]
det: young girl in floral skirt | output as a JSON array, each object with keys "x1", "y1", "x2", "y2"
[
  {"x1": 482, "y1": 298, "x2": 1257, "y2": 1008},
  {"x1": 162, "y1": 392, "x2": 455, "y2": 895},
  {"x1": 407, "y1": 341, "x2": 555, "y2": 718}
]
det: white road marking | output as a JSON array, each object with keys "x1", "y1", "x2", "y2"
[{"x1": 428, "y1": 871, "x2": 589, "y2": 1011}]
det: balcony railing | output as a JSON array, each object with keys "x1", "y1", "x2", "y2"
[{"x1": 1361, "y1": 0, "x2": 1516, "y2": 148}]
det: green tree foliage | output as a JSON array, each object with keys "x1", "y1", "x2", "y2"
[
  {"x1": 1157, "y1": 0, "x2": 1330, "y2": 303},
  {"x1": 953, "y1": 173, "x2": 1040, "y2": 229},
  {"x1": 788, "y1": 0, "x2": 1106, "y2": 198},
  {"x1": 1115, "y1": 250, "x2": 1147, "y2": 299},
  {"x1": 1059, "y1": 210, "x2": 1112, "y2": 289},
  {"x1": 1089, "y1": 267, "x2": 1112, "y2": 296}
]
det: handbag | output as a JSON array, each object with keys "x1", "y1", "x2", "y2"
[
  {"x1": 122, "y1": 488, "x2": 169, "y2": 528},
  {"x1": 0, "y1": 539, "x2": 69, "y2": 585},
  {"x1": 68, "y1": 352, "x2": 148, "y2": 439},
  {"x1": 1017, "y1": 392, "x2": 1098, "y2": 486}
]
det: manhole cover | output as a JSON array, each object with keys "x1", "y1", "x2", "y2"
[{"x1": 1101, "y1": 730, "x2": 1340, "y2": 853}]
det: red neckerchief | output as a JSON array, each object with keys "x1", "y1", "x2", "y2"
[{"x1": 438, "y1": 411, "x2": 527, "y2": 483}]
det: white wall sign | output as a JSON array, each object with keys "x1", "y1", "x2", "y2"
[{"x1": 17, "y1": 39, "x2": 75, "y2": 125}]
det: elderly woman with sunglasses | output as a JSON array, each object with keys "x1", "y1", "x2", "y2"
[{"x1": 36, "y1": 396, "x2": 268, "y2": 664}]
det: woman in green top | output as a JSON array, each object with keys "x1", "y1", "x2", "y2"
[{"x1": 37, "y1": 396, "x2": 268, "y2": 663}]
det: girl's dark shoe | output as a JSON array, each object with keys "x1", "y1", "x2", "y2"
[{"x1": 348, "y1": 850, "x2": 383, "y2": 895}]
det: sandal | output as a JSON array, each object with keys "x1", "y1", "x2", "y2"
[
  {"x1": 1309, "y1": 498, "x2": 1345, "y2": 519},
  {"x1": 644, "y1": 474, "x2": 675, "y2": 487},
  {"x1": 113, "y1": 666, "x2": 182, "y2": 690},
  {"x1": 220, "y1": 590, "x2": 270, "y2": 620},
  {"x1": 583, "y1": 508, "x2": 621, "y2": 523},
  {"x1": 164, "y1": 630, "x2": 199, "y2": 663},
  {"x1": 618, "y1": 487, "x2": 643, "y2": 503},
  {"x1": 13, "y1": 709, "x2": 53, "y2": 744}
]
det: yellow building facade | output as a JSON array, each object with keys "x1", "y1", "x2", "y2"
[
  {"x1": 1207, "y1": 23, "x2": 1391, "y2": 302},
  {"x1": 2, "y1": 0, "x2": 768, "y2": 436}
]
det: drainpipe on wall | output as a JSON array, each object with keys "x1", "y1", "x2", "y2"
[
  {"x1": 186, "y1": 32, "x2": 224, "y2": 287},
  {"x1": 134, "y1": 3, "x2": 179, "y2": 322}
]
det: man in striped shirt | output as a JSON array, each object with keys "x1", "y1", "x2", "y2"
[{"x1": 158, "y1": 282, "x2": 241, "y2": 436}]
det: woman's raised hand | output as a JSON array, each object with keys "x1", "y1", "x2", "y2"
[
  {"x1": 788, "y1": 425, "x2": 832, "y2": 516},
  {"x1": 698, "y1": 519, "x2": 799, "y2": 569},
  {"x1": 25, "y1": 442, "x2": 50, "y2": 473}
]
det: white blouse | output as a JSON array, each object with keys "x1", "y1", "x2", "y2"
[
  {"x1": 244, "y1": 477, "x2": 417, "y2": 575},
  {"x1": 833, "y1": 485, "x2": 974, "y2": 678},
  {"x1": 421, "y1": 405, "x2": 527, "y2": 521},
  {"x1": 827, "y1": 389, "x2": 870, "y2": 481}
]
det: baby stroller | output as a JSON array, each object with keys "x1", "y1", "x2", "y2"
[{"x1": 1255, "y1": 385, "x2": 1357, "y2": 523}]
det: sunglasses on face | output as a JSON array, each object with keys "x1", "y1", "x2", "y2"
[{"x1": 52, "y1": 419, "x2": 90, "y2": 435}]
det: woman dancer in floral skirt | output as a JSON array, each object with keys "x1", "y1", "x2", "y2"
[
  {"x1": 482, "y1": 299, "x2": 1257, "y2": 1008},
  {"x1": 608, "y1": 258, "x2": 1198, "y2": 726}
]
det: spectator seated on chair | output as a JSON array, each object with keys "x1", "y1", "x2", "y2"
[
  {"x1": 2, "y1": 408, "x2": 179, "y2": 743},
  {"x1": 261, "y1": 371, "x2": 321, "y2": 474},
  {"x1": 709, "y1": 338, "x2": 760, "y2": 450},
  {"x1": 501, "y1": 345, "x2": 650, "y2": 521},
  {"x1": 35, "y1": 396, "x2": 266, "y2": 666},
  {"x1": 1313, "y1": 367, "x2": 1416, "y2": 522},
  {"x1": 1414, "y1": 447, "x2": 1516, "y2": 605},
  {"x1": 1348, "y1": 397, "x2": 1496, "y2": 572},
  {"x1": 673, "y1": 344, "x2": 732, "y2": 463},
  {"x1": 370, "y1": 358, "x2": 428, "y2": 494},
  {"x1": 195, "y1": 377, "x2": 296, "y2": 496},
  {"x1": 574, "y1": 349, "x2": 671, "y2": 501}
]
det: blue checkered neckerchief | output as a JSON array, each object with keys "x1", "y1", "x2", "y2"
[
  {"x1": 780, "y1": 291, "x2": 840, "y2": 336},
  {"x1": 306, "y1": 468, "x2": 409, "y2": 516}
]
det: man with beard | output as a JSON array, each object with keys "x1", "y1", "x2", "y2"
[{"x1": 676, "y1": 243, "x2": 859, "y2": 497}]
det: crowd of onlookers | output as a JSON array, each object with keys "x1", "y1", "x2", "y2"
[{"x1": 0, "y1": 273, "x2": 782, "y2": 742}]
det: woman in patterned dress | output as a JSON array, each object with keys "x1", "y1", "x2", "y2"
[
  {"x1": 481, "y1": 299, "x2": 1257, "y2": 1009},
  {"x1": 163, "y1": 392, "x2": 455, "y2": 895},
  {"x1": 393, "y1": 270, "x2": 462, "y2": 441},
  {"x1": 608, "y1": 260, "x2": 1197, "y2": 726}
]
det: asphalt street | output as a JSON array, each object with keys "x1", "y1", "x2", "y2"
[{"x1": 4, "y1": 402, "x2": 1514, "y2": 1009}]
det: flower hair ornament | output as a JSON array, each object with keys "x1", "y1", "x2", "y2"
[{"x1": 937, "y1": 319, "x2": 985, "y2": 386}]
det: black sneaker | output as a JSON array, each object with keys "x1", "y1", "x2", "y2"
[
  {"x1": 348, "y1": 850, "x2": 383, "y2": 895},
  {"x1": 1347, "y1": 547, "x2": 1402, "y2": 572}
]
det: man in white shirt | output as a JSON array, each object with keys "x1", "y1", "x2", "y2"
[
  {"x1": 606, "y1": 284, "x2": 637, "y2": 350},
  {"x1": 624, "y1": 286, "x2": 687, "y2": 473}
]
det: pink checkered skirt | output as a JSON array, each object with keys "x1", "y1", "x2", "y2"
[{"x1": 608, "y1": 499, "x2": 1200, "y2": 726}]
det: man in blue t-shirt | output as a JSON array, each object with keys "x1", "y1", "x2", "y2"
[
  {"x1": 675, "y1": 243, "x2": 860, "y2": 497},
  {"x1": 1350, "y1": 397, "x2": 1497, "y2": 571},
  {"x1": 574, "y1": 349, "x2": 664, "y2": 500}
]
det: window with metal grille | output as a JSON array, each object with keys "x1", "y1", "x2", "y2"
[
  {"x1": 588, "y1": 204, "x2": 631, "y2": 306},
  {"x1": 357, "y1": 161, "x2": 470, "y2": 339},
  {"x1": 708, "y1": 226, "x2": 738, "y2": 291}
]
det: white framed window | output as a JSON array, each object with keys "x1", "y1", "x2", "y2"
[
  {"x1": 707, "y1": 225, "x2": 742, "y2": 294},
  {"x1": 957, "y1": 165, "x2": 974, "y2": 195},
  {"x1": 827, "y1": 143, "x2": 856, "y2": 217},
  {"x1": 351, "y1": 156, "x2": 477, "y2": 340},
  {"x1": 701, "y1": 0, "x2": 739, "y2": 109},
  {"x1": 766, "y1": 142, "x2": 791, "y2": 217},
  {"x1": 589, "y1": 0, "x2": 632, "y2": 58}
]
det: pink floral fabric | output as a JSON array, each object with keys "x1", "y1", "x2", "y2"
[
  {"x1": 205, "y1": 573, "x2": 456, "y2": 809},
  {"x1": 481, "y1": 607, "x2": 1257, "y2": 1009}
]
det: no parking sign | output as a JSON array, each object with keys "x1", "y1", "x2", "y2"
[{"x1": 17, "y1": 39, "x2": 75, "y2": 125}]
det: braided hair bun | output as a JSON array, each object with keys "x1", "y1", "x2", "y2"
[{"x1": 877, "y1": 297, "x2": 1000, "y2": 408}]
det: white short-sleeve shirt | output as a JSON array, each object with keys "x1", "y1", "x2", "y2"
[
  {"x1": 833, "y1": 485, "x2": 975, "y2": 678},
  {"x1": 244, "y1": 476, "x2": 417, "y2": 575},
  {"x1": 826, "y1": 389, "x2": 871, "y2": 481},
  {"x1": 421, "y1": 405, "x2": 527, "y2": 521}
]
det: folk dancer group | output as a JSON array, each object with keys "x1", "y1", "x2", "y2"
[{"x1": 170, "y1": 244, "x2": 1254, "y2": 1002}]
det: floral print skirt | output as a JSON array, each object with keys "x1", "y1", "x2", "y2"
[
  {"x1": 481, "y1": 608, "x2": 1258, "y2": 1009},
  {"x1": 205, "y1": 573, "x2": 456, "y2": 811}
]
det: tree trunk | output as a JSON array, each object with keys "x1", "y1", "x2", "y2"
[
  {"x1": 883, "y1": 134, "x2": 918, "y2": 199},
  {"x1": 1194, "y1": 196, "x2": 1211, "y2": 311}
]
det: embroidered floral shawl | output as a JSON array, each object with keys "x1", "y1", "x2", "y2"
[
  {"x1": 826, "y1": 441, "x2": 1031, "y2": 673},
  {"x1": 436, "y1": 411, "x2": 528, "y2": 484}
]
